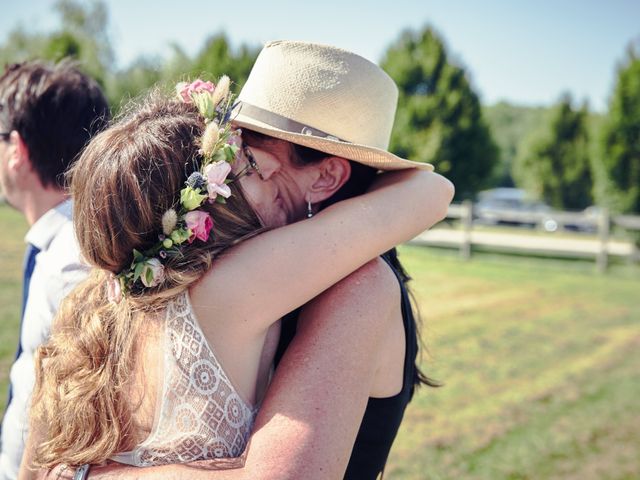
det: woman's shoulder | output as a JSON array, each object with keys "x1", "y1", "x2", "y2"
[
  {"x1": 329, "y1": 258, "x2": 400, "y2": 305},
  {"x1": 299, "y1": 257, "x2": 401, "y2": 331}
]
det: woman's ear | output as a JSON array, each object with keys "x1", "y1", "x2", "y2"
[{"x1": 307, "y1": 157, "x2": 351, "y2": 203}]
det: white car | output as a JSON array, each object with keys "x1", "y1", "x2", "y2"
[{"x1": 474, "y1": 188, "x2": 558, "y2": 232}]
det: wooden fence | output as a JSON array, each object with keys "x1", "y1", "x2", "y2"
[{"x1": 410, "y1": 201, "x2": 640, "y2": 272}]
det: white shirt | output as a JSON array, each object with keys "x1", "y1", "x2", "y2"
[{"x1": 0, "y1": 200, "x2": 88, "y2": 479}]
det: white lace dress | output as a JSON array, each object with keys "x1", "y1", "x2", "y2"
[{"x1": 111, "y1": 292, "x2": 257, "y2": 466}]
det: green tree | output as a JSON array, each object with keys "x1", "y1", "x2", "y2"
[
  {"x1": 54, "y1": 0, "x2": 113, "y2": 88},
  {"x1": 483, "y1": 102, "x2": 550, "y2": 187},
  {"x1": 514, "y1": 94, "x2": 593, "y2": 210},
  {"x1": 107, "y1": 36, "x2": 259, "y2": 113},
  {"x1": 0, "y1": 27, "x2": 49, "y2": 66},
  {"x1": 106, "y1": 44, "x2": 196, "y2": 111},
  {"x1": 602, "y1": 43, "x2": 640, "y2": 214},
  {"x1": 0, "y1": 0, "x2": 112, "y2": 89},
  {"x1": 191, "y1": 34, "x2": 259, "y2": 93},
  {"x1": 107, "y1": 56, "x2": 164, "y2": 111},
  {"x1": 55, "y1": 0, "x2": 114, "y2": 68},
  {"x1": 381, "y1": 26, "x2": 499, "y2": 199}
]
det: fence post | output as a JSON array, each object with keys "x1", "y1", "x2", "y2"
[
  {"x1": 596, "y1": 207, "x2": 610, "y2": 273},
  {"x1": 632, "y1": 242, "x2": 639, "y2": 265},
  {"x1": 460, "y1": 200, "x2": 473, "y2": 260}
]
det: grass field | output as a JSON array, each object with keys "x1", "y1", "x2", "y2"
[
  {"x1": 0, "y1": 204, "x2": 28, "y2": 405},
  {"x1": 1, "y1": 204, "x2": 639, "y2": 479},
  {"x1": 386, "y1": 246, "x2": 640, "y2": 479}
]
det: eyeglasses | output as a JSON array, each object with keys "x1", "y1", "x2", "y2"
[{"x1": 233, "y1": 145, "x2": 265, "y2": 181}]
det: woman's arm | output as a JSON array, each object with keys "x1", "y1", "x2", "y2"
[
  {"x1": 52, "y1": 259, "x2": 400, "y2": 480},
  {"x1": 193, "y1": 169, "x2": 453, "y2": 335}
]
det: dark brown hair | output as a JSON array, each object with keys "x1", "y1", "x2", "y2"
[{"x1": 0, "y1": 60, "x2": 109, "y2": 188}]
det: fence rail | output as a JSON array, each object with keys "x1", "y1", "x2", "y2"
[{"x1": 410, "y1": 201, "x2": 639, "y2": 272}]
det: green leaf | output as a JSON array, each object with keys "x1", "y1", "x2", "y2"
[
  {"x1": 212, "y1": 149, "x2": 226, "y2": 162},
  {"x1": 134, "y1": 261, "x2": 144, "y2": 282},
  {"x1": 145, "y1": 267, "x2": 154, "y2": 286},
  {"x1": 223, "y1": 145, "x2": 235, "y2": 161},
  {"x1": 170, "y1": 227, "x2": 192, "y2": 245},
  {"x1": 180, "y1": 186, "x2": 208, "y2": 210}
]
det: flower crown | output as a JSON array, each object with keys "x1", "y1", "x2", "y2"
[{"x1": 109, "y1": 78, "x2": 240, "y2": 300}]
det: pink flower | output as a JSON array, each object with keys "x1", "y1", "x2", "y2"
[
  {"x1": 177, "y1": 79, "x2": 215, "y2": 104},
  {"x1": 185, "y1": 210, "x2": 214, "y2": 243},
  {"x1": 204, "y1": 161, "x2": 232, "y2": 201}
]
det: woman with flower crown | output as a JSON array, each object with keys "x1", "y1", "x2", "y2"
[{"x1": 18, "y1": 77, "x2": 453, "y2": 478}]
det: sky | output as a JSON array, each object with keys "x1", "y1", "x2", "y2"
[{"x1": 2, "y1": 0, "x2": 639, "y2": 112}]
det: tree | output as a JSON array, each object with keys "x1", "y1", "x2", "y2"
[
  {"x1": 0, "y1": 27, "x2": 49, "y2": 66},
  {"x1": 0, "y1": 0, "x2": 112, "y2": 89},
  {"x1": 53, "y1": 0, "x2": 113, "y2": 88},
  {"x1": 381, "y1": 27, "x2": 499, "y2": 199},
  {"x1": 107, "y1": 56, "x2": 164, "y2": 111},
  {"x1": 191, "y1": 34, "x2": 259, "y2": 94},
  {"x1": 483, "y1": 102, "x2": 550, "y2": 187},
  {"x1": 602, "y1": 43, "x2": 640, "y2": 214},
  {"x1": 514, "y1": 94, "x2": 593, "y2": 210}
]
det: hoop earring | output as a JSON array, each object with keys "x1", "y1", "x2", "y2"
[{"x1": 307, "y1": 200, "x2": 314, "y2": 218}]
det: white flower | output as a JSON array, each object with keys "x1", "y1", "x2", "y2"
[
  {"x1": 141, "y1": 258, "x2": 165, "y2": 288},
  {"x1": 204, "y1": 161, "x2": 232, "y2": 201}
]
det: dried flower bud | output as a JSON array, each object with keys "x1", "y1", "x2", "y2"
[
  {"x1": 211, "y1": 75, "x2": 230, "y2": 108},
  {"x1": 161, "y1": 209, "x2": 178, "y2": 236},
  {"x1": 201, "y1": 121, "x2": 220, "y2": 157}
]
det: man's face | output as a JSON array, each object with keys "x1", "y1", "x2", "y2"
[{"x1": 232, "y1": 139, "x2": 313, "y2": 228}]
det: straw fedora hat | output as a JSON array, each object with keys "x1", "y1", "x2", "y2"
[{"x1": 233, "y1": 40, "x2": 433, "y2": 171}]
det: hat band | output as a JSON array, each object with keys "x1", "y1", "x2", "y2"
[{"x1": 235, "y1": 102, "x2": 346, "y2": 142}]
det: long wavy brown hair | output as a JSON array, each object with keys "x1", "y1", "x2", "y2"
[{"x1": 30, "y1": 91, "x2": 263, "y2": 468}]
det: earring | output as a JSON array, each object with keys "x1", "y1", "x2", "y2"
[{"x1": 307, "y1": 200, "x2": 314, "y2": 218}]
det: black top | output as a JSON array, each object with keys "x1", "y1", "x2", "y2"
[{"x1": 274, "y1": 250, "x2": 419, "y2": 480}]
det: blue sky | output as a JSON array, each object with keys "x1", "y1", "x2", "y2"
[{"x1": 2, "y1": 0, "x2": 639, "y2": 112}]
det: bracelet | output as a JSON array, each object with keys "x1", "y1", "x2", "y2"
[{"x1": 73, "y1": 464, "x2": 91, "y2": 480}]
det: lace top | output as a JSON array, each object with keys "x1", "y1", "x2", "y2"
[{"x1": 112, "y1": 292, "x2": 256, "y2": 466}]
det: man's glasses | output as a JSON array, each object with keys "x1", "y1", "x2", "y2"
[{"x1": 233, "y1": 145, "x2": 265, "y2": 181}]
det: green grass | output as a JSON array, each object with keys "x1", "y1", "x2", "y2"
[
  {"x1": 1, "y1": 204, "x2": 639, "y2": 479},
  {"x1": 0, "y1": 204, "x2": 28, "y2": 407},
  {"x1": 386, "y1": 245, "x2": 640, "y2": 479}
]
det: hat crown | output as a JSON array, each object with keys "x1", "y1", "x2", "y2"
[{"x1": 238, "y1": 40, "x2": 398, "y2": 150}]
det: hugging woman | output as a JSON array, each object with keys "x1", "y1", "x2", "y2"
[{"x1": 20, "y1": 41, "x2": 454, "y2": 480}]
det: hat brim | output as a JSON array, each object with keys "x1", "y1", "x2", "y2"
[{"x1": 233, "y1": 112, "x2": 434, "y2": 172}]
